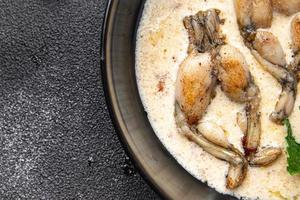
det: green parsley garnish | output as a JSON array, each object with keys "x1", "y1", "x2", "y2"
[{"x1": 284, "y1": 119, "x2": 300, "y2": 175}]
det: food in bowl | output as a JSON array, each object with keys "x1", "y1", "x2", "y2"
[{"x1": 135, "y1": 0, "x2": 300, "y2": 199}]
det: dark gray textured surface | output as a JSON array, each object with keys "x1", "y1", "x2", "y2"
[{"x1": 0, "y1": 0, "x2": 159, "y2": 199}]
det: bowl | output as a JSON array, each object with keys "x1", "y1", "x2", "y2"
[{"x1": 102, "y1": 1, "x2": 236, "y2": 199}]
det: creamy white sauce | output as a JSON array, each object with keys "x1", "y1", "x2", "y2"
[{"x1": 135, "y1": 0, "x2": 300, "y2": 199}]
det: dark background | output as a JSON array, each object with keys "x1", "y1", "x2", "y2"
[{"x1": 0, "y1": 0, "x2": 159, "y2": 199}]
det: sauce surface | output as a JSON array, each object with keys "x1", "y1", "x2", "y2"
[{"x1": 135, "y1": 0, "x2": 300, "y2": 199}]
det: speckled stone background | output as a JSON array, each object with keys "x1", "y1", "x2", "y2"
[{"x1": 0, "y1": 0, "x2": 159, "y2": 199}]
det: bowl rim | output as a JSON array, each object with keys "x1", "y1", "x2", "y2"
[{"x1": 101, "y1": 0, "x2": 169, "y2": 199}]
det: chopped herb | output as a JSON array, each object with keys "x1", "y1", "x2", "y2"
[{"x1": 284, "y1": 119, "x2": 300, "y2": 175}]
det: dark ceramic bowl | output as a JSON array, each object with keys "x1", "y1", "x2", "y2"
[{"x1": 102, "y1": 1, "x2": 236, "y2": 199}]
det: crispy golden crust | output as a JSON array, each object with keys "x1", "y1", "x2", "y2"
[
  {"x1": 219, "y1": 59, "x2": 248, "y2": 98},
  {"x1": 217, "y1": 45, "x2": 250, "y2": 102},
  {"x1": 176, "y1": 52, "x2": 215, "y2": 125},
  {"x1": 291, "y1": 14, "x2": 300, "y2": 52}
]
